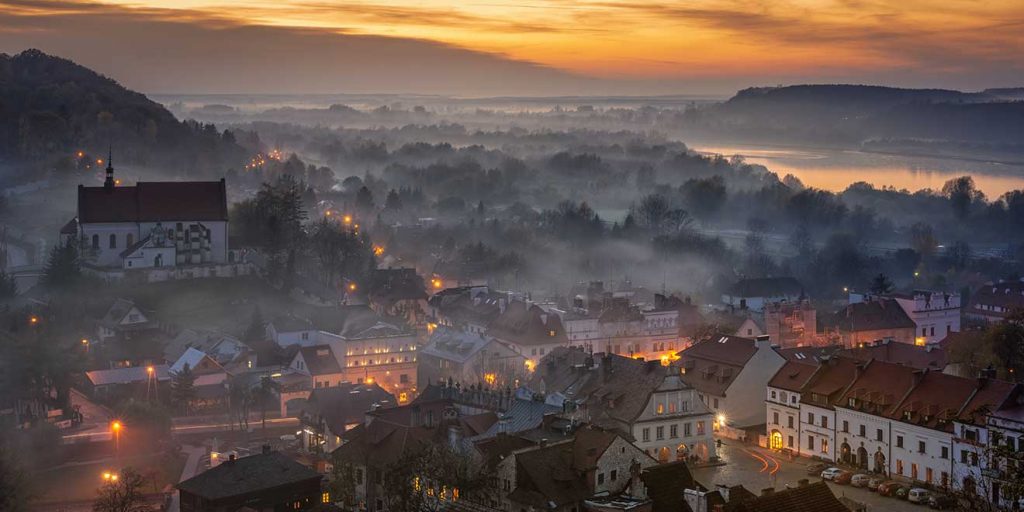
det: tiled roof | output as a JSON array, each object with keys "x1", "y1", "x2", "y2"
[
  {"x1": 798, "y1": 357, "x2": 860, "y2": 408},
  {"x1": 725, "y1": 481, "x2": 847, "y2": 512},
  {"x1": 677, "y1": 336, "x2": 759, "y2": 396},
  {"x1": 777, "y1": 345, "x2": 841, "y2": 363},
  {"x1": 304, "y1": 383, "x2": 396, "y2": 434},
  {"x1": 885, "y1": 370, "x2": 976, "y2": 431},
  {"x1": 640, "y1": 461, "x2": 701, "y2": 512},
  {"x1": 86, "y1": 365, "x2": 170, "y2": 386},
  {"x1": 488, "y1": 301, "x2": 567, "y2": 347},
  {"x1": 420, "y1": 327, "x2": 498, "y2": 364},
  {"x1": 842, "y1": 340, "x2": 947, "y2": 370},
  {"x1": 828, "y1": 298, "x2": 915, "y2": 332},
  {"x1": 967, "y1": 280, "x2": 1024, "y2": 319},
  {"x1": 99, "y1": 298, "x2": 139, "y2": 328},
  {"x1": 176, "y1": 451, "x2": 321, "y2": 500},
  {"x1": 78, "y1": 180, "x2": 227, "y2": 223},
  {"x1": 767, "y1": 361, "x2": 817, "y2": 392},
  {"x1": 297, "y1": 345, "x2": 342, "y2": 376}
]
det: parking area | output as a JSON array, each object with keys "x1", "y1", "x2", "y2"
[{"x1": 691, "y1": 441, "x2": 933, "y2": 512}]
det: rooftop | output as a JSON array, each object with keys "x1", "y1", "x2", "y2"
[
  {"x1": 78, "y1": 180, "x2": 228, "y2": 223},
  {"x1": 176, "y1": 450, "x2": 321, "y2": 500}
]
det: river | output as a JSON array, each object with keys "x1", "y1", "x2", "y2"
[{"x1": 690, "y1": 143, "x2": 1024, "y2": 198}]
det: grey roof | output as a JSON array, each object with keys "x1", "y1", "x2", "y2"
[
  {"x1": 176, "y1": 451, "x2": 321, "y2": 500},
  {"x1": 164, "y1": 328, "x2": 249, "y2": 366},
  {"x1": 297, "y1": 345, "x2": 343, "y2": 375},
  {"x1": 305, "y1": 383, "x2": 396, "y2": 434},
  {"x1": 99, "y1": 298, "x2": 142, "y2": 328},
  {"x1": 470, "y1": 398, "x2": 561, "y2": 440},
  {"x1": 271, "y1": 305, "x2": 411, "y2": 339},
  {"x1": 420, "y1": 327, "x2": 498, "y2": 364}
]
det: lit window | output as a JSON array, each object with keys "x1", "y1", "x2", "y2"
[{"x1": 322, "y1": 492, "x2": 330, "y2": 504}]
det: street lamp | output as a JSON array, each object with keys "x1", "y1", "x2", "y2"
[
  {"x1": 81, "y1": 338, "x2": 89, "y2": 352},
  {"x1": 111, "y1": 421, "x2": 122, "y2": 458}
]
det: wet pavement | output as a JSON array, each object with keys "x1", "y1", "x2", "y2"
[{"x1": 691, "y1": 440, "x2": 929, "y2": 512}]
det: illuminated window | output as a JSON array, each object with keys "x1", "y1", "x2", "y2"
[
  {"x1": 322, "y1": 492, "x2": 330, "y2": 504},
  {"x1": 656, "y1": 403, "x2": 664, "y2": 414}
]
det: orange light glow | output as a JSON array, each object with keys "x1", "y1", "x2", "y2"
[
  {"x1": 342, "y1": 215, "x2": 352, "y2": 225},
  {"x1": 77, "y1": 151, "x2": 84, "y2": 158},
  {"x1": 348, "y1": 283, "x2": 357, "y2": 292},
  {"x1": 111, "y1": 421, "x2": 122, "y2": 432},
  {"x1": 325, "y1": 210, "x2": 332, "y2": 216},
  {"x1": 372, "y1": 245, "x2": 384, "y2": 256},
  {"x1": 431, "y1": 278, "x2": 443, "y2": 289},
  {"x1": 29, "y1": 316, "x2": 38, "y2": 325},
  {"x1": 484, "y1": 373, "x2": 496, "y2": 385},
  {"x1": 146, "y1": 366, "x2": 154, "y2": 374},
  {"x1": 81, "y1": 338, "x2": 89, "y2": 344}
]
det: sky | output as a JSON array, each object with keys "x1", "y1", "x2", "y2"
[{"x1": 1, "y1": 0, "x2": 1023, "y2": 96}]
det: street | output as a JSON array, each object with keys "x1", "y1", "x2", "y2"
[{"x1": 692, "y1": 441, "x2": 927, "y2": 512}]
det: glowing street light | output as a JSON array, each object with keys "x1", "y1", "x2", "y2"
[
  {"x1": 29, "y1": 315, "x2": 39, "y2": 325},
  {"x1": 111, "y1": 421, "x2": 122, "y2": 456},
  {"x1": 342, "y1": 215, "x2": 352, "y2": 225},
  {"x1": 348, "y1": 283, "x2": 357, "y2": 292}
]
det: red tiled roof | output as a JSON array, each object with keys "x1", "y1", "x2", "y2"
[
  {"x1": 725, "y1": 481, "x2": 848, "y2": 512},
  {"x1": 967, "y1": 281, "x2": 1024, "y2": 319},
  {"x1": 768, "y1": 361, "x2": 817, "y2": 392},
  {"x1": 78, "y1": 180, "x2": 228, "y2": 223},
  {"x1": 489, "y1": 301, "x2": 567, "y2": 347},
  {"x1": 678, "y1": 336, "x2": 758, "y2": 367},
  {"x1": 842, "y1": 340, "x2": 947, "y2": 370},
  {"x1": 799, "y1": 357, "x2": 860, "y2": 408},
  {"x1": 828, "y1": 298, "x2": 915, "y2": 332}
]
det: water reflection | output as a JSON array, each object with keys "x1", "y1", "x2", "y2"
[{"x1": 692, "y1": 144, "x2": 1024, "y2": 197}]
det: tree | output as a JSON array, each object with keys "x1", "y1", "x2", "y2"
[
  {"x1": 942, "y1": 175, "x2": 981, "y2": 221},
  {"x1": 634, "y1": 194, "x2": 692, "y2": 235},
  {"x1": 385, "y1": 189, "x2": 403, "y2": 210},
  {"x1": 355, "y1": 186, "x2": 375, "y2": 214},
  {"x1": 92, "y1": 467, "x2": 149, "y2": 512},
  {"x1": 42, "y1": 239, "x2": 80, "y2": 288},
  {"x1": 242, "y1": 306, "x2": 265, "y2": 344},
  {"x1": 988, "y1": 309, "x2": 1024, "y2": 378},
  {"x1": 910, "y1": 222, "x2": 939, "y2": 260},
  {"x1": 256, "y1": 375, "x2": 278, "y2": 431},
  {"x1": 0, "y1": 449, "x2": 32, "y2": 512},
  {"x1": 870, "y1": 273, "x2": 894, "y2": 295},
  {"x1": 169, "y1": 364, "x2": 196, "y2": 415}
]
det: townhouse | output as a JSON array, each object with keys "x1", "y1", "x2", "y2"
[
  {"x1": 765, "y1": 355, "x2": 1020, "y2": 505},
  {"x1": 765, "y1": 360, "x2": 816, "y2": 454}
]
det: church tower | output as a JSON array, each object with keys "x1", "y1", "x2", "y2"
[{"x1": 103, "y1": 147, "x2": 115, "y2": 192}]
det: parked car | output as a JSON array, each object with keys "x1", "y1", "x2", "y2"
[
  {"x1": 820, "y1": 467, "x2": 843, "y2": 480},
  {"x1": 929, "y1": 494, "x2": 956, "y2": 509},
  {"x1": 878, "y1": 481, "x2": 904, "y2": 496},
  {"x1": 850, "y1": 474, "x2": 871, "y2": 487},
  {"x1": 908, "y1": 488, "x2": 932, "y2": 503},
  {"x1": 895, "y1": 486, "x2": 911, "y2": 500},
  {"x1": 807, "y1": 462, "x2": 830, "y2": 476},
  {"x1": 833, "y1": 471, "x2": 855, "y2": 485},
  {"x1": 867, "y1": 477, "x2": 885, "y2": 491}
]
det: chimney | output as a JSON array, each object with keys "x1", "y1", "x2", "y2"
[
  {"x1": 755, "y1": 335, "x2": 771, "y2": 349},
  {"x1": 539, "y1": 438, "x2": 548, "y2": 448}
]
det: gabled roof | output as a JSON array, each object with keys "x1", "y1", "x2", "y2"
[
  {"x1": 296, "y1": 345, "x2": 343, "y2": 376},
  {"x1": 98, "y1": 298, "x2": 144, "y2": 328},
  {"x1": 843, "y1": 340, "x2": 947, "y2": 370},
  {"x1": 798, "y1": 357, "x2": 860, "y2": 408},
  {"x1": 170, "y1": 347, "x2": 225, "y2": 375},
  {"x1": 176, "y1": 450, "x2": 320, "y2": 500},
  {"x1": 967, "y1": 280, "x2": 1024, "y2": 318},
  {"x1": 767, "y1": 361, "x2": 817, "y2": 392},
  {"x1": 78, "y1": 180, "x2": 228, "y2": 223},
  {"x1": 725, "y1": 481, "x2": 847, "y2": 512},
  {"x1": 420, "y1": 327, "x2": 501, "y2": 364},
  {"x1": 828, "y1": 298, "x2": 915, "y2": 333},
  {"x1": 304, "y1": 383, "x2": 395, "y2": 434},
  {"x1": 640, "y1": 461, "x2": 701, "y2": 512},
  {"x1": 489, "y1": 301, "x2": 567, "y2": 347},
  {"x1": 677, "y1": 336, "x2": 760, "y2": 397}
]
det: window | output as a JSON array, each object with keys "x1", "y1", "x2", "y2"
[
  {"x1": 670, "y1": 425, "x2": 678, "y2": 438},
  {"x1": 657, "y1": 403, "x2": 665, "y2": 414},
  {"x1": 896, "y1": 435, "x2": 904, "y2": 448},
  {"x1": 922, "y1": 327, "x2": 927, "y2": 337},
  {"x1": 713, "y1": 398, "x2": 719, "y2": 409},
  {"x1": 821, "y1": 439, "x2": 829, "y2": 454},
  {"x1": 960, "y1": 450, "x2": 969, "y2": 464},
  {"x1": 788, "y1": 435, "x2": 794, "y2": 448},
  {"x1": 807, "y1": 412, "x2": 814, "y2": 425},
  {"x1": 859, "y1": 425, "x2": 866, "y2": 437},
  {"x1": 597, "y1": 473, "x2": 605, "y2": 485},
  {"x1": 356, "y1": 468, "x2": 364, "y2": 484},
  {"x1": 684, "y1": 423, "x2": 692, "y2": 437},
  {"x1": 941, "y1": 446, "x2": 949, "y2": 459},
  {"x1": 696, "y1": 421, "x2": 705, "y2": 435},
  {"x1": 126, "y1": 234, "x2": 133, "y2": 248},
  {"x1": 926, "y1": 467, "x2": 933, "y2": 484},
  {"x1": 772, "y1": 412, "x2": 779, "y2": 425},
  {"x1": 400, "y1": 374, "x2": 409, "y2": 384},
  {"x1": 642, "y1": 428, "x2": 650, "y2": 442},
  {"x1": 109, "y1": 233, "x2": 117, "y2": 248},
  {"x1": 656, "y1": 426, "x2": 664, "y2": 440},
  {"x1": 91, "y1": 234, "x2": 99, "y2": 249},
  {"x1": 531, "y1": 349, "x2": 537, "y2": 356},
  {"x1": 876, "y1": 429, "x2": 883, "y2": 442},
  {"x1": 610, "y1": 470, "x2": 618, "y2": 482},
  {"x1": 771, "y1": 390, "x2": 777, "y2": 400},
  {"x1": 322, "y1": 492, "x2": 331, "y2": 504},
  {"x1": 787, "y1": 416, "x2": 794, "y2": 428},
  {"x1": 301, "y1": 332, "x2": 309, "y2": 340},
  {"x1": 911, "y1": 463, "x2": 918, "y2": 480},
  {"x1": 919, "y1": 441, "x2": 927, "y2": 454},
  {"x1": 896, "y1": 459, "x2": 904, "y2": 476},
  {"x1": 807, "y1": 435, "x2": 815, "y2": 450},
  {"x1": 821, "y1": 416, "x2": 828, "y2": 428},
  {"x1": 842, "y1": 420, "x2": 849, "y2": 433}
]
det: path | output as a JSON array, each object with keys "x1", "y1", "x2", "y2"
[{"x1": 167, "y1": 444, "x2": 206, "y2": 512}]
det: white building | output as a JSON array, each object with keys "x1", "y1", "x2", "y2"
[
  {"x1": 631, "y1": 372, "x2": 717, "y2": 463},
  {"x1": 851, "y1": 290, "x2": 961, "y2": 344},
  {"x1": 765, "y1": 360, "x2": 816, "y2": 454},
  {"x1": 721, "y1": 277, "x2": 804, "y2": 312},
  {"x1": 64, "y1": 161, "x2": 229, "y2": 270},
  {"x1": 678, "y1": 335, "x2": 787, "y2": 433}
]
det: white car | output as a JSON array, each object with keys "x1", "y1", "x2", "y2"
[
  {"x1": 908, "y1": 488, "x2": 932, "y2": 503},
  {"x1": 820, "y1": 467, "x2": 843, "y2": 480}
]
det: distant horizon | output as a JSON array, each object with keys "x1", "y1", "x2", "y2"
[{"x1": 3, "y1": 0, "x2": 1023, "y2": 96}]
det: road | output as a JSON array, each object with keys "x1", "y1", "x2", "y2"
[{"x1": 692, "y1": 441, "x2": 925, "y2": 512}]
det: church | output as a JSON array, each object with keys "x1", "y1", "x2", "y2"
[{"x1": 61, "y1": 155, "x2": 229, "y2": 270}]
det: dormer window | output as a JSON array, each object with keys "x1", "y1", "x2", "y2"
[{"x1": 848, "y1": 397, "x2": 858, "y2": 407}]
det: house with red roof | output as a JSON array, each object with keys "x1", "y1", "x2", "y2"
[
  {"x1": 765, "y1": 360, "x2": 816, "y2": 455},
  {"x1": 63, "y1": 159, "x2": 230, "y2": 270}
]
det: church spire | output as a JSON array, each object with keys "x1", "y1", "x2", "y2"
[{"x1": 104, "y1": 145, "x2": 115, "y2": 192}]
